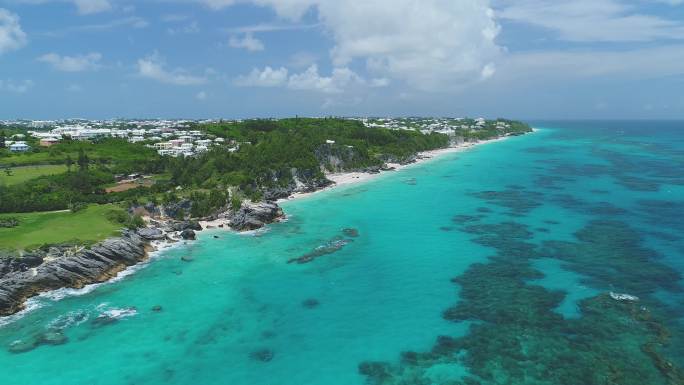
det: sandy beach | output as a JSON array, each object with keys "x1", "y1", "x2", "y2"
[{"x1": 278, "y1": 135, "x2": 512, "y2": 203}]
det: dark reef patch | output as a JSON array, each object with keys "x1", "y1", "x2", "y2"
[
  {"x1": 359, "y1": 218, "x2": 684, "y2": 385},
  {"x1": 541, "y1": 220, "x2": 682, "y2": 295},
  {"x1": 637, "y1": 200, "x2": 684, "y2": 231},
  {"x1": 469, "y1": 189, "x2": 544, "y2": 215},
  {"x1": 549, "y1": 194, "x2": 627, "y2": 217},
  {"x1": 451, "y1": 215, "x2": 480, "y2": 224}
]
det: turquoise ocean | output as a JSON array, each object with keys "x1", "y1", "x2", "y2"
[{"x1": 1, "y1": 121, "x2": 683, "y2": 385}]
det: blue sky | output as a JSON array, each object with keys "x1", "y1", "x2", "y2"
[{"x1": 0, "y1": 0, "x2": 683, "y2": 119}]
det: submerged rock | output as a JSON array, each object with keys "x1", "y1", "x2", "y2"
[
  {"x1": 302, "y1": 299, "x2": 320, "y2": 309},
  {"x1": 180, "y1": 256, "x2": 194, "y2": 262},
  {"x1": 342, "y1": 228, "x2": 359, "y2": 238},
  {"x1": 8, "y1": 339, "x2": 37, "y2": 354},
  {"x1": 250, "y1": 348, "x2": 274, "y2": 362},
  {"x1": 40, "y1": 331, "x2": 68, "y2": 345},
  {"x1": 288, "y1": 237, "x2": 349, "y2": 264},
  {"x1": 152, "y1": 305, "x2": 163, "y2": 312}
]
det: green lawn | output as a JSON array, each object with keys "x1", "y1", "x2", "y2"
[
  {"x1": 0, "y1": 204, "x2": 124, "y2": 250},
  {"x1": 0, "y1": 164, "x2": 68, "y2": 186}
]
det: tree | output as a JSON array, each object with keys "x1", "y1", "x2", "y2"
[
  {"x1": 65, "y1": 155, "x2": 74, "y2": 172},
  {"x1": 77, "y1": 149, "x2": 89, "y2": 172},
  {"x1": 0, "y1": 131, "x2": 5, "y2": 149}
]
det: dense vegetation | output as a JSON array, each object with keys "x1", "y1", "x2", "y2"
[
  {"x1": 0, "y1": 118, "x2": 534, "y2": 216},
  {"x1": 174, "y1": 118, "x2": 449, "y2": 190}
]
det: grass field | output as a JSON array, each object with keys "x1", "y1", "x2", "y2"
[
  {"x1": 0, "y1": 164, "x2": 68, "y2": 186},
  {"x1": 0, "y1": 204, "x2": 124, "y2": 250}
]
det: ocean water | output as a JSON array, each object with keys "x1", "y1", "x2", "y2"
[{"x1": 1, "y1": 121, "x2": 683, "y2": 385}]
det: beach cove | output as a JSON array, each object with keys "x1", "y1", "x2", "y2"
[{"x1": 1, "y1": 121, "x2": 683, "y2": 385}]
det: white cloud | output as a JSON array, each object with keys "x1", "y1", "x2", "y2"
[
  {"x1": 287, "y1": 65, "x2": 363, "y2": 93},
  {"x1": 228, "y1": 33, "x2": 264, "y2": 51},
  {"x1": 38, "y1": 52, "x2": 102, "y2": 71},
  {"x1": 195, "y1": 90, "x2": 207, "y2": 100},
  {"x1": 137, "y1": 54, "x2": 207, "y2": 86},
  {"x1": 481, "y1": 63, "x2": 496, "y2": 79},
  {"x1": 0, "y1": 79, "x2": 34, "y2": 93},
  {"x1": 236, "y1": 64, "x2": 364, "y2": 93},
  {"x1": 234, "y1": 66, "x2": 289, "y2": 87},
  {"x1": 210, "y1": 0, "x2": 502, "y2": 90},
  {"x1": 496, "y1": 0, "x2": 684, "y2": 42},
  {"x1": 73, "y1": 0, "x2": 111, "y2": 14},
  {"x1": 0, "y1": 8, "x2": 27, "y2": 55}
]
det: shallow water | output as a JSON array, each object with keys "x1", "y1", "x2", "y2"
[{"x1": 1, "y1": 121, "x2": 683, "y2": 385}]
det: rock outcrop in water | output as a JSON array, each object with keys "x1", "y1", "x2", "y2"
[
  {"x1": 0, "y1": 230, "x2": 148, "y2": 317},
  {"x1": 229, "y1": 201, "x2": 284, "y2": 231}
]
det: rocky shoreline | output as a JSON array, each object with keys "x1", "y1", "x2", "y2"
[
  {"x1": 0, "y1": 134, "x2": 525, "y2": 319},
  {"x1": 0, "y1": 201, "x2": 284, "y2": 317}
]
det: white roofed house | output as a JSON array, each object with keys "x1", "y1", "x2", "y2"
[
  {"x1": 9, "y1": 142, "x2": 30, "y2": 152},
  {"x1": 154, "y1": 142, "x2": 173, "y2": 150}
]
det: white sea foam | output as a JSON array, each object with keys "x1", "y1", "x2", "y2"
[
  {"x1": 99, "y1": 307, "x2": 137, "y2": 320},
  {"x1": 0, "y1": 299, "x2": 45, "y2": 327},
  {"x1": 0, "y1": 239, "x2": 185, "y2": 327}
]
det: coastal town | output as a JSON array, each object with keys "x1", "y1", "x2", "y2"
[{"x1": 1, "y1": 117, "x2": 517, "y2": 158}]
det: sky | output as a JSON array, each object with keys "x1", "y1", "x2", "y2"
[{"x1": 0, "y1": 0, "x2": 683, "y2": 120}]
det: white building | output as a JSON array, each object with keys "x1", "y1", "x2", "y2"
[{"x1": 9, "y1": 142, "x2": 30, "y2": 152}]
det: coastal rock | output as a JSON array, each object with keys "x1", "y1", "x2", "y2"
[
  {"x1": 0, "y1": 230, "x2": 147, "y2": 317},
  {"x1": 163, "y1": 199, "x2": 193, "y2": 220},
  {"x1": 137, "y1": 227, "x2": 166, "y2": 241},
  {"x1": 229, "y1": 202, "x2": 284, "y2": 231},
  {"x1": 170, "y1": 221, "x2": 203, "y2": 232},
  {"x1": 180, "y1": 230, "x2": 196, "y2": 240},
  {"x1": 262, "y1": 169, "x2": 332, "y2": 201},
  {"x1": 0, "y1": 254, "x2": 44, "y2": 277}
]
